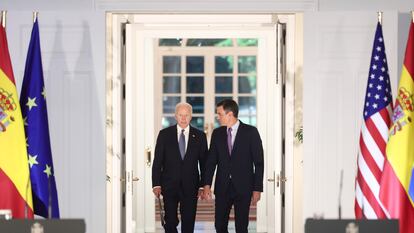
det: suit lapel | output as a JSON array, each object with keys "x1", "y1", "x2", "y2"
[
  {"x1": 184, "y1": 127, "x2": 196, "y2": 160},
  {"x1": 170, "y1": 125, "x2": 182, "y2": 160},
  {"x1": 218, "y1": 126, "x2": 231, "y2": 157}
]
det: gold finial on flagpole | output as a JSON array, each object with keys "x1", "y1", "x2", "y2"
[
  {"x1": 1, "y1": 11, "x2": 6, "y2": 28},
  {"x1": 378, "y1": 11, "x2": 383, "y2": 25},
  {"x1": 33, "y1": 11, "x2": 38, "y2": 23}
]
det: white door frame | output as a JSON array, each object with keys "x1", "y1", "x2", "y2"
[
  {"x1": 107, "y1": 13, "x2": 297, "y2": 233},
  {"x1": 277, "y1": 14, "x2": 296, "y2": 233}
]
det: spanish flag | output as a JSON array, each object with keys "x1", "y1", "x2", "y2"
[
  {"x1": 0, "y1": 23, "x2": 34, "y2": 218},
  {"x1": 380, "y1": 20, "x2": 414, "y2": 232}
]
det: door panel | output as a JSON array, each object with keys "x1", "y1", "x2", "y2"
[{"x1": 125, "y1": 25, "x2": 156, "y2": 233}]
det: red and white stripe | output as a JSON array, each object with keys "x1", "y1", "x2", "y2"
[{"x1": 355, "y1": 105, "x2": 392, "y2": 219}]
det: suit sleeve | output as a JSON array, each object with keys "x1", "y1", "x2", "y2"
[
  {"x1": 251, "y1": 128, "x2": 264, "y2": 192},
  {"x1": 152, "y1": 131, "x2": 165, "y2": 187},
  {"x1": 198, "y1": 131, "x2": 208, "y2": 188},
  {"x1": 204, "y1": 130, "x2": 218, "y2": 186}
]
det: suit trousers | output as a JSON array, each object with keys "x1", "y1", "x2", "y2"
[
  {"x1": 214, "y1": 180, "x2": 252, "y2": 233},
  {"x1": 163, "y1": 189, "x2": 198, "y2": 233}
]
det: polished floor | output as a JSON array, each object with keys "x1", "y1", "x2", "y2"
[{"x1": 155, "y1": 221, "x2": 257, "y2": 233}]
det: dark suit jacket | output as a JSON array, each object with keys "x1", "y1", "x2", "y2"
[
  {"x1": 152, "y1": 125, "x2": 208, "y2": 197},
  {"x1": 204, "y1": 121, "x2": 264, "y2": 197}
]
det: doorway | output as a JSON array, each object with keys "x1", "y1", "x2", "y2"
[
  {"x1": 106, "y1": 13, "x2": 297, "y2": 233},
  {"x1": 155, "y1": 37, "x2": 260, "y2": 227}
]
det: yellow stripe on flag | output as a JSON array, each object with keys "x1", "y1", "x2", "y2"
[{"x1": 0, "y1": 68, "x2": 33, "y2": 209}]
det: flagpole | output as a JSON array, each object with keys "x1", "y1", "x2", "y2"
[
  {"x1": 1, "y1": 11, "x2": 6, "y2": 28},
  {"x1": 33, "y1": 11, "x2": 38, "y2": 23},
  {"x1": 378, "y1": 11, "x2": 383, "y2": 25}
]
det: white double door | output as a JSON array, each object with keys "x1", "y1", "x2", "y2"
[{"x1": 121, "y1": 14, "x2": 285, "y2": 233}]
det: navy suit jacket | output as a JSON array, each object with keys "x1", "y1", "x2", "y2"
[
  {"x1": 204, "y1": 121, "x2": 264, "y2": 197},
  {"x1": 152, "y1": 125, "x2": 208, "y2": 197}
]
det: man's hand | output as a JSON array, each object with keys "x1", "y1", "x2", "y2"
[
  {"x1": 251, "y1": 191, "x2": 261, "y2": 205},
  {"x1": 153, "y1": 187, "x2": 162, "y2": 198},
  {"x1": 203, "y1": 185, "x2": 212, "y2": 200}
]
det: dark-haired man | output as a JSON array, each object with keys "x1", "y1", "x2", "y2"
[{"x1": 203, "y1": 99, "x2": 264, "y2": 233}]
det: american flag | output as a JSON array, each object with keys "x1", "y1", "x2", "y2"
[{"x1": 355, "y1": 22, "x2": 392, "y2": 219}]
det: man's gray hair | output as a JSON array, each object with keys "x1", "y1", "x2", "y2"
[{"x1": 175, "y1": 102, "x2": 193, "y2": 114}]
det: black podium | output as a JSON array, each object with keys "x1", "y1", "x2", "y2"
[
  {"x1": 0, "y1": 219, "x2": 85, "y2": 233},
  {"x1": 305, "y1": 219, "x2": 398, "y2": 233}
]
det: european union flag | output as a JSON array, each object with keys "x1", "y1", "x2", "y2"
[{"x1": 20, "y1": 19, "x2": 59, "y2": 218}]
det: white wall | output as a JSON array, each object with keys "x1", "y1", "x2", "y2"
[
  {"x1": 0, "y1": 1, "x2": 93, "y2": 11},
  {"x1": 3, "y1": 11, "x2": 105, "y2": 233},
  {"x1": 318, "y1": 0, "x2": 414, "y2": 11}
]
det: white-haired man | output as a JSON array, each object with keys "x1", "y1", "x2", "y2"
[{"x1": 152, "y1": 102, "x2": 208, "y2": 233}]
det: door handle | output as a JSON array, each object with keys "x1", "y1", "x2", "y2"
[
  {"x1": 146, "y1": 147, "x2": 152, "y2": 167},
  {"x1": 279, "y1": 176, "x2": 287, "y2": 183},
  {"x1": 121, "y1": 172, "x2": 139, "y2": 186},
  {"x1": 120, "y1": 171, "x2": 127, "y2": 183},
  {"x1": 267, "y1": 171, "x2": 276, "y2": 195},
  {"x1": 276, "y1": 173, "x2": 287, "y2": 187},
  {"x1": 267, "y1": 171, "x2": 287, "y2": 195},
  {"x1": 132, "y1": 170, "x2": 139, "y2": 182},
  {"x1": 130, "y1": 171, "x2": 140, "y2": 195}
]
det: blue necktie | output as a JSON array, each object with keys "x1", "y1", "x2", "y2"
[
  {"x1": 227, "y1": 128, "x2": 232, "y2": 155},
  {"x1": 179, "y1": 129, "x2": 185, "y2": 160}
]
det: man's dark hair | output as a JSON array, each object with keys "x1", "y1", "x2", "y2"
[{"x1": 217, "y1": 99, "x2": 239, "y2": 118}]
